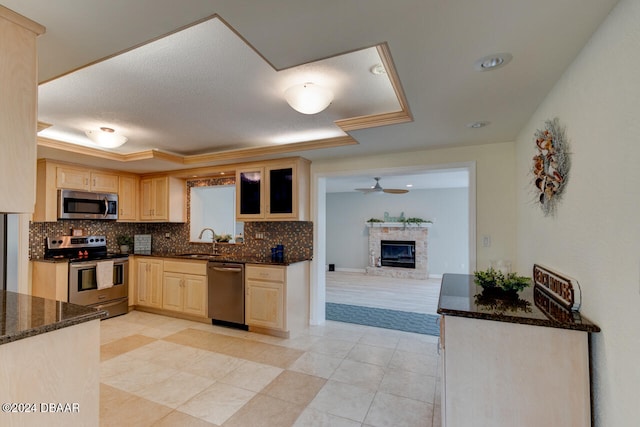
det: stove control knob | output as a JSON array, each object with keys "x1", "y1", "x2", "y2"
[{"x1": 89, "y1": 238, "x2": 94, "y2": 242}]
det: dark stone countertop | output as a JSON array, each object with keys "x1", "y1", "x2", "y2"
[
  {"x1": 0, "y1": 291, "x2": 107, "y2": 345},
  {"x1": 133, "y1": 252, "x2": 311, "y2": 266},
  {"x1": 437, "y1": 273, "x2": 600, "y2": 333}
]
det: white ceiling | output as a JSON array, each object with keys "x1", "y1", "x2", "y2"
[
  {"x1": 2, "y1": 0, "x2": 619, "y2": 176},
  {"x1": 326, "y1": 169, "x2": 469, "y2": 194}
]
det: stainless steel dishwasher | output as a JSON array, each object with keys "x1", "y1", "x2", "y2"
[{"x1": 207, "y1": 261, "x2": 246, "y2": 328}]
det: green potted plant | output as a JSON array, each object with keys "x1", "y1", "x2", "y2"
[
  {"x1": 473, "y1": 267, "x2": 530, "y2": 296},
  {"x1": 116, "y1": 235, "x2": 133, "y2": 254}
]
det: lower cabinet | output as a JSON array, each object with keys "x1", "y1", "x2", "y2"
[
  {"x1": 245, "y1": 262, "x2": 309, "y2": 338},
  {"x1": 31, "y1": 261, "x2": 69, "y2": 302},
  {"x1": 135, "y1": 258, "x2": 163, "y2": 308},
  {"x1": 162, "y1": 260, "x2": 207, "y2": 318},
  {"x1": 246, "y1": 276, "x2": 284, "y2": 330},
  {"x1": 440, "y1": 315, "x2": 592, "y2": 426}
]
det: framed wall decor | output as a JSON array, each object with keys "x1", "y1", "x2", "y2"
[{"x1": 531, "y1": 117, "x2": 571, "y2": 216}]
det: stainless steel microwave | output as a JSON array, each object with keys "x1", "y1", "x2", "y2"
[{"x1": 58, "y1": 189, "x2": 118, "y2": 220}]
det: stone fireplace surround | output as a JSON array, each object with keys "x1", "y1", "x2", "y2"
[{"x1": 365, "y1": 223, "x2": 430, "y2": 280}]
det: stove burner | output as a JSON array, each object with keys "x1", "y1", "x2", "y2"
[{"x1": 44, "y1": 235, "x2": 127, "y2": 262}]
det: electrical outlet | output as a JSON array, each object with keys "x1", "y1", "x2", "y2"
[
  {"x1": 482, "y1": 235, "x2": 491, "y2": 247},
  {"x1": 164, "y1": 232, "x2": 171, "y2": 239},
  {"x1": 255, "y1": 232, "x2": 265, "y2": 240}
]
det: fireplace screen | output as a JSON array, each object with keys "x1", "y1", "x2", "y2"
[{"x1": 381, "y1": 240, "x2": 416, "y2": 268}]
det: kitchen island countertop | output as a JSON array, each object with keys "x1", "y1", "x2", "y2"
[
  {"x1": 437, "y1": 273, "x2": 600, "y2": 333},
  {"x1": 0, "y1": 290, "x2": 106, "y2": 345}
]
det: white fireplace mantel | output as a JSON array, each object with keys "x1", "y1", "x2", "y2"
[{"x1": 366, "y1": 222, "x2": 432, "y2": 228}]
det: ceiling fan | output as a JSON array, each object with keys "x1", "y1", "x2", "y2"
[{"x1": 355, "y1": 177, "x2": 409, "y2": 194}]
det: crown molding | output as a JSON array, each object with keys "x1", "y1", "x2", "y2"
[{"x1": 37, "y1": 134, "x2": 358, "y2": 167}]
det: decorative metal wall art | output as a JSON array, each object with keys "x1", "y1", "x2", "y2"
[{"x1": 532, "y1": 117, "x2": 571, "y2": 216}]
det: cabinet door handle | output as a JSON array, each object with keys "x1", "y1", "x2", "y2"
[{"x1": 93, "y1": 178, "x2": 96, "y2": 187}]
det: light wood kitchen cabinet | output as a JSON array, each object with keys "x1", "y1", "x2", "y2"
[
  {"x1": 31, "y1": 260, "x2": 69, "y2": 302},
  {"x1": 245, "y1": 262, "x2": 309, "y2": 337},
  {"x1": 0, "y1": 6, "x2": 44, "y2": 213},
  {"x1": 34, "y1": 159, "x2": 126, "y2": 221},
  {"x1": 236, "y1": 157, "x2": 310, "y2": 221},
  {"x1": 140, "y1": 176, "x2": 185, "y2": 222},
  {"x1": 246, "y1": 275, "x2": 284, "y2": 330},
  {"x1": 162, "y1": 259, "x2": 207, "y2": 318},
  {"x1": 56, "y1": 166, "x2": 119, "y2": 193},
  {"x1": 0, "y1": 7, "x2": 44, "y2": 213},
  {"x1": 135, "y1": 258, "x2": 163, "y2": 308},
  {"x1": 118, "y1": 174, "x2": 139, "y2": 221}
]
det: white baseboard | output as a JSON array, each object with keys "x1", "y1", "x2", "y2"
[{"x1": 330, "y1": 267, "x2": 366, "y2": 273}]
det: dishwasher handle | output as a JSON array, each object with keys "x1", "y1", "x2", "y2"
[{"x1": 211, "y1": 266, "x2": 243, "y2": 273}]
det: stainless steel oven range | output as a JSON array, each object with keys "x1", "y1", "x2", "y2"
[{"x1": 44, "y1": 235, "x2": 128, "y2": 319}]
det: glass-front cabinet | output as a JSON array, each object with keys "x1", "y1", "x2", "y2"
[
  {"x1": 236, "y1": 168, "x2": 264, "y2": 220},
  {"x1": 236, "y1": 158, "x2": 309, "y2": 221}
]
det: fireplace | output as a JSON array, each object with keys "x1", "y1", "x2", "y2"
[{"x1": 381, "y1": 240, "x2": 415, "y2": 269}]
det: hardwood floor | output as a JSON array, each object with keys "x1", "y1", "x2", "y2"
[{"x1": 325, "y1": 271, "x2": 441, "y2": 315}]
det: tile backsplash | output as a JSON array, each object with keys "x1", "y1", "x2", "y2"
[{"x1": 29, "y1": 220, "x2": 313, "y2": 261}]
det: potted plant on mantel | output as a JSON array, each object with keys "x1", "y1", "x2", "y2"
[{"x1": 116, "y1": 235, "x2": 133, "y2": 254}]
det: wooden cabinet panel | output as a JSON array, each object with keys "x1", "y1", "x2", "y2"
[
  {"x1": 182, "y1": 275, "x2": 207, "y2": 317},
  {"x1": 118, "y1": 175, "x2": 138, "y2": 221},
  {"x1": 441, "y1": 315, "x2": 591, "y2": 426},
  {"x1": 162, "y1": 272, "x2": 184, "y2": 312},
  {"x1": 90, "y1": 171, "x2": 119, "y2": 193},
  {"x1": 136, "y1": 258, "x2": 163, "y2": 308},
  {"x1": 56, "y1": 166, "x2": 90, "y2": 191},
  {"x1": 162, "y1": 260, "x2": 207, "y2": 317},
  {"x1": 0, "y1": 8, "x2": 44, "y2": 213},
  {"x1": 139, "y1": 176, "x2": 185, "y2": 222},
  {"x1": 246, "y1": 279, "x2": 284, "y2": 330},
  {"x1": 245, "y1": 262, "x2": 309, "y2": 337}
]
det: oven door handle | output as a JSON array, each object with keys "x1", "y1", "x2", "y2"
[{"x1": 70, "y1": 262, "x2": 98, "y2": 268}]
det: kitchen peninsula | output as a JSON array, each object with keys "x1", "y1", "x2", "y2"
[
  {"x1": 438, "y1": 271, "x2": 600, "y2": 427},
  {"x1": 0, "y1": 291, "x2": 105, "y2": 426}
]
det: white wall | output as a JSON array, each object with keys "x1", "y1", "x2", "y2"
[
  {"x1": 515, "y1": 0, "x2": 639, "y2": 424},
  {"x1": 326, "y1": 188, "x2": 468, "y2": 274}
]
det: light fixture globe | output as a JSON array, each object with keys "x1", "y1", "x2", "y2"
[
  {"x1": 85, "y1": 127, "x2": 128, "y2": 148},
  {"x1": 284, "y1": 82, "x2": 333, "y2": 115}
]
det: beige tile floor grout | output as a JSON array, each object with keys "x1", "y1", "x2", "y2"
[{"x1": 100, "y1": 310, "x2": 441, "y2": 426}]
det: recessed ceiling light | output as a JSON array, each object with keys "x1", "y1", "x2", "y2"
[
  {"x1": 474, "y1": 53, "x2": 512, "y2": 71},
  {"x1": 406, "y1": 184, "x2": 413, "y2": 188},
  {"x1": 467, "y1": 121, "x2": 490, "y2": 129},
  {"x1": 370, "y1": 64, "x2": 387, "y2": 75}
]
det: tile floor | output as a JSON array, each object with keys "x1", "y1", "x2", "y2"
[{"x1": 100, "y1": 310, "x2": 441, "y2": 426}]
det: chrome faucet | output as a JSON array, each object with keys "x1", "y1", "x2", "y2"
[{"x1": 198, "y1": 227, "x2": 217, "y2": 255}]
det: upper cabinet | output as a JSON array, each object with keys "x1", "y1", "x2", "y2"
[
  {"x1": 34, "y1": 160, "x2": 124, "y2": 222},
  {"x1": 0, "y1": 7, "x2": 44, "y2": 213},
  {"x1": 56, "y1": 165, "x2": 119, "y2": 193},
  {"x1": 236, "y1": 158, "x2": 310, "y2": 221},
  {"x1": 139, "y1": 176, "x2": 185, "y2": 222},
  {"x1": 118, "y1": 174, "x2": 139, "y2": 221}
]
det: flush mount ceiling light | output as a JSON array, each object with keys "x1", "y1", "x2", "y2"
[
  {"x1": 284, "y1": 82, "x2": 333, "y2": 115},
  {"x1": 85, "y1": 127, "x2": 127, "y2": 148},
  {"x1": 467, "y1": 121, "x2": 490, "y2": 129},
  {"x1": 370, "y1": 64, "x2": 387, "y2": 75},
  {"x1": 474, "y1": 53, "x2": 513, "y2": 71}
]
